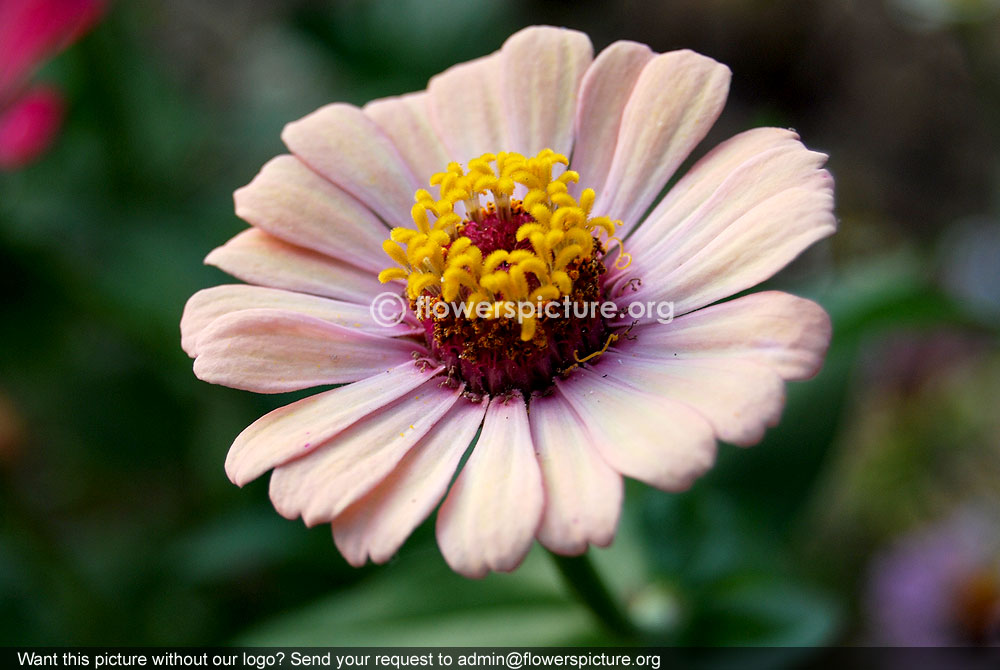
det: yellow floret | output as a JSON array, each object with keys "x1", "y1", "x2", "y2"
[{"x1": 379, "y1": 149, "x2": 625, "y2": 339}]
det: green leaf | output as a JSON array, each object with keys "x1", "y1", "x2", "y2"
[
  {"x1": 235, "y1": 546, "x2": 603, "y2": 645},
  {"x1": 690, "y1": 576, "x2": 840, "y2": 647}
]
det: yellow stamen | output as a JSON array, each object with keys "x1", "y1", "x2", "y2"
[
  {"x1": 605, "y1": 236, "x2": 633, "y2": 270},
  {"x1": 378, "y1": 267, "x2": 408, "y2": 283},
  {"x1": 519, "y1": 315, "x2": 538, "y2": 342},
  {"x1": 379, "y1": 149, "x2": 625, "y2": 340},
  {"x1": 573, "y1": 333, "x2": 619, "y2": 364}
]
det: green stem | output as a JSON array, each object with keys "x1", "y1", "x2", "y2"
[{"x1": 548, "y1": 550, "x2": 636, "y2": 640}]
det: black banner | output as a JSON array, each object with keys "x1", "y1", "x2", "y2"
[{"x1": 8, "y1": 647, "x2": 1000, "y2": 670}]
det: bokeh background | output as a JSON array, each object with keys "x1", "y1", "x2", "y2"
[{"x1": 2, "y1": 0, "x2": 1000, "y2": 649}]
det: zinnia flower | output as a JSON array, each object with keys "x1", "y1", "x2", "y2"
[
  {"x1": 0, "y1": 0, "x2": 103, "y2": 170},
  {"x1": 866, "y1": 509, "x2": 1000, "y2": 645},
  {"x1": 182, "y1": 26, "x2": 835, "y2": 578}
]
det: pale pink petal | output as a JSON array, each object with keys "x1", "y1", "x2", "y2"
[
  {"x1": 613, "y1": 134, "x2": 829, "y2": 288},
  {"x1": 225, "y1": 361, "x2": 443, "y2": 486},
  {"x1": 436, "y1": 393, "x2": 543, "y2": 578},
  {"x1": 269, "y1": 379, "x2": 463, "y2": 526},
  {"x1": 281, "y1": 103, "x2": 420, "y2": 229},
  {"x1": 0, "y1": 86, "x2": 62, "y2": 169},
  {"x1": 556, "y1": 368, "x2": 716, "y2": 491},
  {"x1": 233, "y1": 155, "x2": 388, "y2": 272},
  {"x1": 594, "y1": 50, "x2": 731, "y2": 233},
  {"x1": 615, "y1": 182, "x2": 836, "y2": 319},
  {"x1": 595, "y1": 351, "x2": 785, "y2": 447},
  {"x1": 427, "y1": 52, "x2": 509, "y2": 161},
  {"x1": 332, "y1": 397, "x2": 487, "y2": 566},
  {"x1": 0, "y1": 0, "x2": 103, "y2": 93},
  {"x1": 363, "y1": 92, "x2": 452, "y2": 186},
  {"x1": 529, "y1": 390, "x2": 622, "y2": 555},
  {"x1": 620, "y1": 291, "x2": 832, "y2": 381},
  {"x1": 625, "y1": 128, "x2": 803, "y2": 246},
  {"x1": 180, "y1": 284, "x2": 419, "y2": 357},
  {"x1": 204, "y1": 229, "x2": 383, "y2": 305},
  {"x1": 500, "y1": 26, "x2": 592, "y2": 157},
  {"x1": 192, "y1": 308, "x2": 423, "y2": 393},
  {"x1": 569, "y1": 41, "x2": 654, "y2": 195}
]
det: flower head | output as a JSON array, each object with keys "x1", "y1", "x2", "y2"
[
  {"x1": 866, "y1": 509, "x2": 1000, "y2": 645},
  {"x1": 182, "y1": 26, "x2": 835, "y2": 578},
  {"x1": 0, "y1": 0, "x2": 103, "y2": 170}
]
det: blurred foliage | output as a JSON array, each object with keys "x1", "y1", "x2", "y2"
[{"x1": 1, "y1": 0, "x2": 999, "y2": 649}]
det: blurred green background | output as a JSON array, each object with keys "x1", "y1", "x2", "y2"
[{"x1": 2, "y1": 0, "x2": 999, "y2": 648}]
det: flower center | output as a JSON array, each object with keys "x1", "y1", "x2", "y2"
[
  {"x1": 954, "y1": 570, "x2": 1000, "y2": 644},
  {"x1": 379, "y1": 149, "x2": 628, "y2": 396}
]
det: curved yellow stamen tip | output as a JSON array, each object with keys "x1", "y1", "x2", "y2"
[
  {"x1": 551, "y1": 271, "x2": 572, "y2": 295},
  {"x1": 378, "y1": 268, "x2": 407, "y2": 283},
  {"x1": 516, "y1": 223, "x2": 544, "y2": 242},
  {"x1": 390, "y1": 227, "x2": 417, "y2": 244},
  {"x1": 554, "y1": 244, "x2": 583, "y2": 270},
  {"x1": 529, "y1": 285, "x2": 560, "y2": 302},
  {"x1": 574, "y1": 333, "x2": 619, "y2": 364},
  {"x1": 605, "y1": 236, "x2": 632, "y2": 270},
  {"x1": 519, "y1": 315, "x2": 537, "y2": 342},
  {"x1": 484, "y1": 250, "x2": 510, "y2": 273},
  {"x1": 382, "y1": 240, "x2": 409, "y2": 268},
  {"x1": 407, "y1": 272, "x2": 440, "y2": 298}
]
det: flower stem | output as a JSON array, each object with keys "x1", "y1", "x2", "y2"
[{"x1": 548, "y1": 550, "x2": 636, "y2": 640}]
